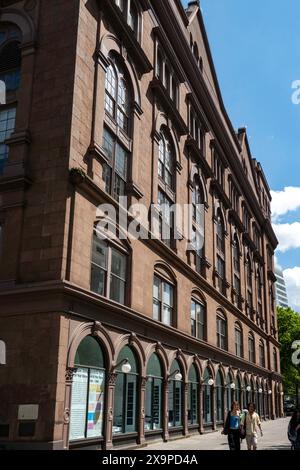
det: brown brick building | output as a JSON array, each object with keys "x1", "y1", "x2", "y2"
[{"x1": 0, "y1": 0, "x2": 282, "y2": 450}]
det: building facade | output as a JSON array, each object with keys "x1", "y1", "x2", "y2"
[
  {"x1": 275, "y1": 266, "x2": 289, "y2": 308},
  {"x1": 0, "y1": 0, "x2": 283, "y2": 450}
]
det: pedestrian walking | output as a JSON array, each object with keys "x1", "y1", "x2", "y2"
[
  {"x1": 288, "y1": 409, "x2": 300, "y2": 450},
  {"x1": 222, "y1": 401, "x2": 243, "y2": 450},
  {"x1": 241, "y1": 402, "x2": 263, "y2": 450}
]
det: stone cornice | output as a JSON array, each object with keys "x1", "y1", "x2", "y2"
[{"x1": 0, "y1": 279, "x2": 282, "y2": 374}]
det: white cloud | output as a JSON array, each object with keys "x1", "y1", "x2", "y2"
[
  {"x1": 274, "y1": 255, "x2": 282, "y2": 270},
  {"x1": 271, "y1": 187, "x2": 300, "y2": 221},
  {"x1": 283, "y1": 267, "x2": 300, "y2": 313},
  {"x1": 273, "y1": 222, "x2": 300, "y2": 252}
]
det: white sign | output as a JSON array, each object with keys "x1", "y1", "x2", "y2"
[
  {"x1": 69, "y1": 368, "x2": 88, "y2": 441},
  {"x1": 18, "y1": 404, "x2": 39, "y2": 421}
]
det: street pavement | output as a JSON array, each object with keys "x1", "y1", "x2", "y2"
[{"x1": 142, "y1": 417, "x2": 291, "y2": 451}]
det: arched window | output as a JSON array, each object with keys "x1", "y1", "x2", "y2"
[
  {"x1": 257, "y1": 267, "x2": 263, "y2": 326},
  {"x1": 158, "y1": 128, "x2": 175, "y2": 190},
  {"x1": 69, "y1": 336, "x2": 106, "y2": 441},
  {"x1": 153, "y1": 271, "x2": 174, "y2": 327},
  {"x1": 0, "y1": 23, "x2": 21, "y2": 175},
  {"x1": 216, "y1": 311, "x2": 227, "y2": 350},
  {"x1": 203, "y1": 367, "x2": 214, "y2": 426},
  {"x1": 273, "y1": 347, "x2": 278, "y2": 372},
  {"x1": 215, "y1": 370, "x2": 224, "y2": 423},
  {"x1": 103, "y1": 55, "x2": 132, "y2": 200},
  {"x1": 91, "y1": 231, "x2": 128, "y2": 305},
  {"x1": 248, "y1": 333, "x2": 255, "y2": 363},
  {"x1": 246, "y1": 252, "x2": 253, "y2": 316},
  {"x1": 192, "y1": 176, "x2": 205, "y2": 274},
  {"x1": 158, "y1": 128, "x2": 176, "y2": 247},
  {"x1": 235, "y1": 323, "x2": 243, "y2": 358},
  {"x1": 105, "y1": 55, "x2": 131, "y2": 134},
  {"x1": 113, "y1": 346, "x2": 139, "y2": 434},
  {"x1": 216, "y1": 211, "x2": 226, "y2": 294},
  {"x1": 145, "y1": 353, "x2": 163, "y2": 431},
  {"x1": 188, "y1": 364, "x2": 199, "y2": 426},
  {"x1": 168, "y1": 359, "x2": 183, "y2": 428},
  {"x1": 233, "y1": 234, "x2": 241, "y2": 298},
  {"x1": 191, "y1": 296, "x2": 206, "y2": 340},
  {"x1": 259, "y1": 340, "x2": 265, "y2": 368}
]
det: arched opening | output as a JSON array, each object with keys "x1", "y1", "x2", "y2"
[
  {"x1": 168, "y1": 359, "x2": 183, "y2": 428},
  {"x1": 113, "y1": 345, "x2": 139, "y2": 435},
  {"x1": 69, "y1": 336, "x2": 106, "y2": 441},
  {"x1": 145, "y1": 353, "x2": 163, "y2": 432},
  {"x1": 187, "y1": 364, "x2": 199, "y2": 426}
]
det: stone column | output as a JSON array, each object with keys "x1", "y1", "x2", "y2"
[
  {"x1": 62, "y1": 367, "x2": 77, "y2": 450},
  {"x1": 199, "y1": 384, "x2": 204, "y2": 434},
  {"x1": 104, "y1": 372, "x2": 118, "y2": 450},
  {"x1": 163, "y1": 379, "x2": 169, "y2": 442},
  {"x1": 138, "y1": 376, "x2": 147, "y2": 445},
  {"x1": 183, "y1": 382, "x2": 189, "y2": 437}
]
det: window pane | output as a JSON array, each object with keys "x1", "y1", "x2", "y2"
[
  {"x1": 92, "y1": 237, "x2": 107, "y2": 268},
  {"x1": 91, "y1": 265, "x2": 106, "y2": 296},
  {"x1": 113, "y1": 373, "x2": 125, "y2": 434},
  {"x1": 105, "y1": 65, "x2": 117, "y2": 99},
  {"x1": 75, "y1": 336, "x2": 105, "y2": 368},
  {"x1": 153, "y1": 298, "x2": 160, "y2": 321},
  {"x1": 102, "y1": 128, "x2": 114, "y2": 162},
  {"x1": 115, "y1": 144, "x2": 128, "y2": 180},
  {"x1": 69, "y1": 368, "x2": 89, "y2": 440},
  {"x1": 110, "y1": 276, "x2": 125, "y2": 304},
  {"x1": 163, "y1": 282, "x2": 173, "y2": 307},
  {"x1": 86, "y1": 369, "x2": 105, "y2": 438},
  {"x1": 153, "y1": 276, "x2": 161, "y2": 300},
  {"x1": 111, "y1": 248, "x2": 126, "y2": 279},
  {"x1": 0, "y1": 107, "x2": 16, "y2": 174},
  {"x1": 162, "y1": 305, "x2": 172, "y2": 326},
  {"x1": 125, "y1": 375, "x2": 137, "y2": 433}
]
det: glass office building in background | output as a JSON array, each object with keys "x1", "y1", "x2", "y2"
[{"x1": 275, "y1": 266, "x2": 289, "y2": 308}]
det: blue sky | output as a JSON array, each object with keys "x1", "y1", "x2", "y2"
[{"x1": 182, "y1": 0, "x2": 300, "y2": 311}]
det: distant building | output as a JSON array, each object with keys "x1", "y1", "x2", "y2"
[{"x1": 275, "y1": 266, "x2": 289, "y2": 308}]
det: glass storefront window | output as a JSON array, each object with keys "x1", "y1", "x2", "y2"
[
  {"x1": 203, "y1": 368, "x2": 213, "y2": 425},
  {"x1": 168, "y1": 359, "x2": 183, "y2": 428},
  {"x1": 113, "y1": 346, "x2": 138, "y2": 435},
  {"x1": 69, "y1": 336, "x2": 105, "y2": 441},
  {"x1": 145, "y1": 353, "x2": 163, "y2": 431},
  {"x1": 216, "y1": 371, "x2": 224, "y2": 422},
  {"x1": 188, "y1": 364, "x2": 199, "y2": 425}
]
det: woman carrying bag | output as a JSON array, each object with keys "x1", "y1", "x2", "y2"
[{"x1": 222, "y1": 401, "x2": 245, "y2": 450}]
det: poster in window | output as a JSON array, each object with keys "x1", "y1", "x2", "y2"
[
  {"x1": 69, "y1": 368, "x2": 88, "y2": 441},
  {"x1": 87, "y1": 369, "x2": 105, "y2": 438}
]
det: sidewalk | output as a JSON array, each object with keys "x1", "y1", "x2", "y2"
[{"x1": 143, "y1": 417, "x2": 291, "y2": 451}]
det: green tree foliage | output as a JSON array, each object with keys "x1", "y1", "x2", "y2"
[{"x1": 277, "y1": 307, "x2": 300, "y2": 393}]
